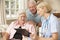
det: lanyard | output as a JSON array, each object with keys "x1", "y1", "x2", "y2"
[{"x1": 41, "y1": 14, "x2": 51, "y2": 37}]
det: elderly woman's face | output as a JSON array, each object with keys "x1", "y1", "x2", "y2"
[
  {"x1": 18, "y1": 14, "x2": 26, "y2": 22},
  {"x1": 37, "y1": 6, "x2": 47, "y2": 16}
]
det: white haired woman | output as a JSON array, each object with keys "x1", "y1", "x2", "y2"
[{"x1": 3, "y1": 11, "x2": 36, "y2": 40}]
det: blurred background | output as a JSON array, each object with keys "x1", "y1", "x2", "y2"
[
  {"x1": 0, "y1": 0, "x2": 60, "y2": 40},
  {"x1": 0, "y1": 0, "x2": 60, "y2": 25}
]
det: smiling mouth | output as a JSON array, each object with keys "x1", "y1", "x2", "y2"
[{"x1": 22, "y1": 19, "x2": 25, "y2": 21}]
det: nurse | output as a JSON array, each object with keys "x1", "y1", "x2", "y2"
[{"x1": 37, "y1": 2, "x2": 58, "y2": 40}]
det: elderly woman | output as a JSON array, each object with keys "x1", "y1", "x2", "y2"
[
  {"x1": 3, "y1": 11, "x2": 36, "y2": 40},
  {"x1": 37, "y1": 2, "x2": 58, "y2": 40}
]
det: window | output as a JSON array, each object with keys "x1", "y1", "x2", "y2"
[{"x1": 5, "y1": 0, "x2": 19, "y2": 20}]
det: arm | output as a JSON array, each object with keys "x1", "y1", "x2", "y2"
[
  {"x1": 29, "y1": 24, "x2": 36, "y2": 40},
  {"x1": 3, "y1": 22, "x2": 14, "y2": 40},
  {"x1": 39, "y1": 32, "x2": 58, "y2": 40},
  {"x1": 3, "y1": 32, "x2": 10, "y2": 40}
]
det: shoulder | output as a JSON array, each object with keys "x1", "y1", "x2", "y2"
[
  {"x1": 9, "y1": 20, "x2": 18, "y2": 27},
  {"x1": 26, "y1": 9, "x2": 30, "y2": 14},
  {"x1": 50, "y1": 14, "x2": 58, "y2": 22},
  {"x1": 26, "y1": 9, "x2": 32, "y2": 16},
  {"x1": 9, "y1": 21, "x2": 17, "y2": 25}
]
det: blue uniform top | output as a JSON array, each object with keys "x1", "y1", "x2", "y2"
[{"x1": 41, "y1": 14, "x2": 58, "y2": 38}]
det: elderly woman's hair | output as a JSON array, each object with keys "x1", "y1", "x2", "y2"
[
  {"x1": 37, "y1": 2, "x2": 52, "y2": 13},
  {"x1": 28, "y1": 0, "x2": 37, "y2": 5},
  {"x1": 17, "y1": 10, "x2": 26, "y2": 17}
]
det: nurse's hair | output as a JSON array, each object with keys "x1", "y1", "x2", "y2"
[{"x1": 37, "y1": 2, "x2": 52, "y2": 13}]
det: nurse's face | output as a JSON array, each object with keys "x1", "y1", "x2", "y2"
[{"x1": 37, "y1": 6, "x2": 47, "y2": 16}]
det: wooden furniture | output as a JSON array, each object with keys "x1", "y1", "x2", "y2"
[{"x1": 53, "y1": 13, "x2": 60, "y2": 18}]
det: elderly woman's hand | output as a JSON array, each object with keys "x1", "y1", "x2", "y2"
[
  {"x1": 30, "y1": 34, "x2": 39, "y2": 40},
  {"x1": 27, "y1": 21, "x2": 36, "y2": 26}
]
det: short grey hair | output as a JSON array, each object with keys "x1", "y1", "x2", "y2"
[{"x1": 28, "y1": 0, "x2": 37, "y2": 5}]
